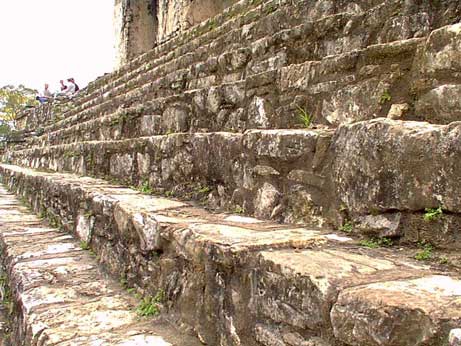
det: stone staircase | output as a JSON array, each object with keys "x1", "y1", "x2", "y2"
[{"x1": 2, "y1": 0, "x2": 461, "y2": 345}]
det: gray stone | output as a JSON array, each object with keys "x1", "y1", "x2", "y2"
[
  {"x1": 254, "y1": 182, "x2": 281, "y2": 219},
  {"x1": 415, "y1": 85, "x2": 461, "y2": 123},
  {"x1": 387, "y1": 103, "x2": 409, "y2": 120},
  {"x1": 332, "y1": 119, "x2": 461, "y2": 214},
  {"x1": 418, "y1": 23, "x2": 461, "y2": 76},
  {"x1": 450, "y1": 329, "x2": 461, "y2": 346},
  {"x1": 355, "y1": 213, "x2": 402, "y2": 238}
]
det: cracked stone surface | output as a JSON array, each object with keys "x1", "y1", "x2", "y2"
[
  {"x1": 0, "y1": 186, "x2": 202, "y2": 346},
  {"x1": 0, "y1": 164, "x2": 460, "y2": 346}
]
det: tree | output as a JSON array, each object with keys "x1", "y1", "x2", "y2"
[{"x1": 0, "y1": 85, "x2": 37, "y2": 123}]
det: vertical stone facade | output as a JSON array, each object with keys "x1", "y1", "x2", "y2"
[
  {"x1": 114, "y1": 0, "x2": 158, "y2": 68},
  {"x1": 114, "y1": 0, "x2": 238, "y2": 68}
]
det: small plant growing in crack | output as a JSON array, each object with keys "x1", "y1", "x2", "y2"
[
  {"x1": 136, "y1": 290, "x2": 164, "y2": 317},
  {"x1": 379, "y1": 90, "x2": 392, "y2": 104},
  {"x1": 359, "y1": 237, "x2": 393, "y2": 249},
  {"x1": 234, "y1": 205, "x2": 245, "y2": 214},
  {"x1": 415, "y1": 243, "x2": 433, "y2": 261},
  {"x1": 423, "y1": 206, "x2": 443, "y2": 222},
  {"x1": 79, "y1": 241, "x2": 90, "y2": 250},
  {"x1": 296, "y1": 105, "x2": 314, "y2": 128},
  {"x1": 138, "y1": 180, "x2": 153, "y2": 195},
  {"x1": 340, "y1": 221, "x2": 353, "y2": 233}
]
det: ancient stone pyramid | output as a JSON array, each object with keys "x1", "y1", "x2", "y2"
[{"x1": 1, "y1": 0, "x2": 461, "y2": 345}]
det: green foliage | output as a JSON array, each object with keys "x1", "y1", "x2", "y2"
[
  {"x1": 138, "y1": 180, "x2": 153, "y2": 195},
  {"x1": 359, "y1": 237, "x2": 393, "y2": 248},
  {"x1": 296, "y1": 105, "x2": 314, "y2": 128},
  {"x1": 439, "y1": 256, "x2": 449, "y2": 265},
  {"x1": 0, "y1": 272, "x2": 13, "y2": 315},
  {"x1": 196, "y1": 185, "x2": 211, "y2": 194},
  {"x1": 136, "y1": 290, "x2": 164, "y2": 317},
  {"x1": 234, "y1": 205, "x2": 245, "y2": 214},
  {"x1": 379, "y1": 90, "x2": 392, "y2": 104},
  {"x1": 80, "y1": 241, "x2": 90, "y2": 250},
  {"x1": 208, "y1": 18, "x2": 217, "y2": 31},
  {"x1": 120, "y1": 275, "x2": 128, "y2": 289},
  {"x1": 423, "y1": 207, "x2": 443, "y2": 222},
  {"x1": 340, "y1": 221, "x2": 353, "y2": 233},
  {"x1": 0, "y1": 85, "x2": 37, "y2": 122},
  {"x1": 164, "y1": 190, "x2": 174, "y2": 198},
  {"x1": 415, "y1": 243, "x2": 433, "y2": 261},
  {"x1": 264, "y1": 4, "x2": 277, "y2": 15},
  {"x1": 0, "y1": 121, "x2": 11, "y2": 138}
]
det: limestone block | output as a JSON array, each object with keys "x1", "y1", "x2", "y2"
[
  {"x1": 76, "y1": 213, "x2": 94, "y2": 243},
  {"x1": 387, "y1": 103, "x2": 409, "y2": 120},
  {"x1": 332, "y1": 119, "x2": 461, "y2": 213},
  {"x1": 415, "y1": 84, "x2": 461, "y2": 124},
  {"x1": 418, "y1": 23, "x2": 461, "y2": 76},
  {"x1": 110, "y1": 153, "x2": 133, "y2": 179},
  {"x1": 450, "y1": 329, "x2": 461, "y2": 346},
  {"x1": 321, "y1": 78, "x2": 389, "y2": 126},
  {"x1": 162, "y1": 105, "x2": 190, "y2": 132},
  {"x1": 331, "y1": 276, "x2": 461, "y2": 346},
  {"x1": 354, "y1": 213, "x2": 402, "y2": 238},
  {"x1": 254, "y1": 182, "x2": 281, "y2": 219},
  {"x1": 248, "y1": 97, "x2": 273, "y2": 128}
]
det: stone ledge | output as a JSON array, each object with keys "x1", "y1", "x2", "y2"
[
  {"x1": 0, "y1": 164, "x2": 460, "y2": 345},
  {"x1": 0, "y1": 187, "x2": 202, "y2": 346}
]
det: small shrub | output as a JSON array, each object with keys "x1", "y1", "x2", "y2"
[
  {"x1": 197, "y1": 185, "x2": 211, "y2": 194},
  {"x1": 234, "y1": 205, "x2": 245, "y2": 214},
  {"x1": 423, "y1": 207, "x2": 443, "y2": 222},
  {"x1": 359, "y1": 239, "x2": 380, "y2": 249},
  {"x1": 138, "y1": 180, "x2": 153, "y2": 195},
  {"x1": 439, "y1": 256, "x2": 449, "y2": 265}
]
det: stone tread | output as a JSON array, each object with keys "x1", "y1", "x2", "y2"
[
  {"x1": 1, "y1": 163, "x2": 461, "y2": 345},
  {"x1": 0, "y1": 187, "x2": 202, "y2": 346}
]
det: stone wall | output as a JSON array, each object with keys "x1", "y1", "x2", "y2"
[{"x1": 114, "y1": 0, "x2": 239, "y2": 68}]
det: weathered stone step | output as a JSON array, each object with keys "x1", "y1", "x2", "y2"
[
  {"x1": 24, "y1": 5, "x2": 461, "y2": 137},
  {"x1": 22, "y1": 18, "x2": 461, "y2": 151},
  {"x1": 6, "y1": 118, "x2": 461, "y2": 250},
  {"x1": 0, "y1": 164, "x2": 460, "y2": 346},
  {"x1": 70, "y1": 0, "x2": 389, "y2": 114},
  {"x1": 0, "y1": 186, "x2": 202, "y2": 345},
  {"x1": 75, "y1": 0, "x2": 458, "y2": 117},
  {"x1": 23, "y1": 36, "x2": 424, "y2": 150}
]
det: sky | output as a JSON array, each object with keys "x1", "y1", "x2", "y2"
[{"x1": 0, "y1": 0, "x2": 116, "y2": 93}]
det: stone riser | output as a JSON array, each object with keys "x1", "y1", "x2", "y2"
[
  {"x1": 1, "y1": 164, "x2": 460, "y2": 346},
  {"x1": 7, "y1": 119, "x2": 461, "y2": 249},
  {"x1": 22, "y1": 19, "x2": 461, "y2": 151}
]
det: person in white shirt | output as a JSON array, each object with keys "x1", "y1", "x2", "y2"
[
  {"x1": 36, "y1": 83, "x2": 52, "y2": 104},
  {"x1": 66, "y1": 78, "x2": 79, "y2": 96}
]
